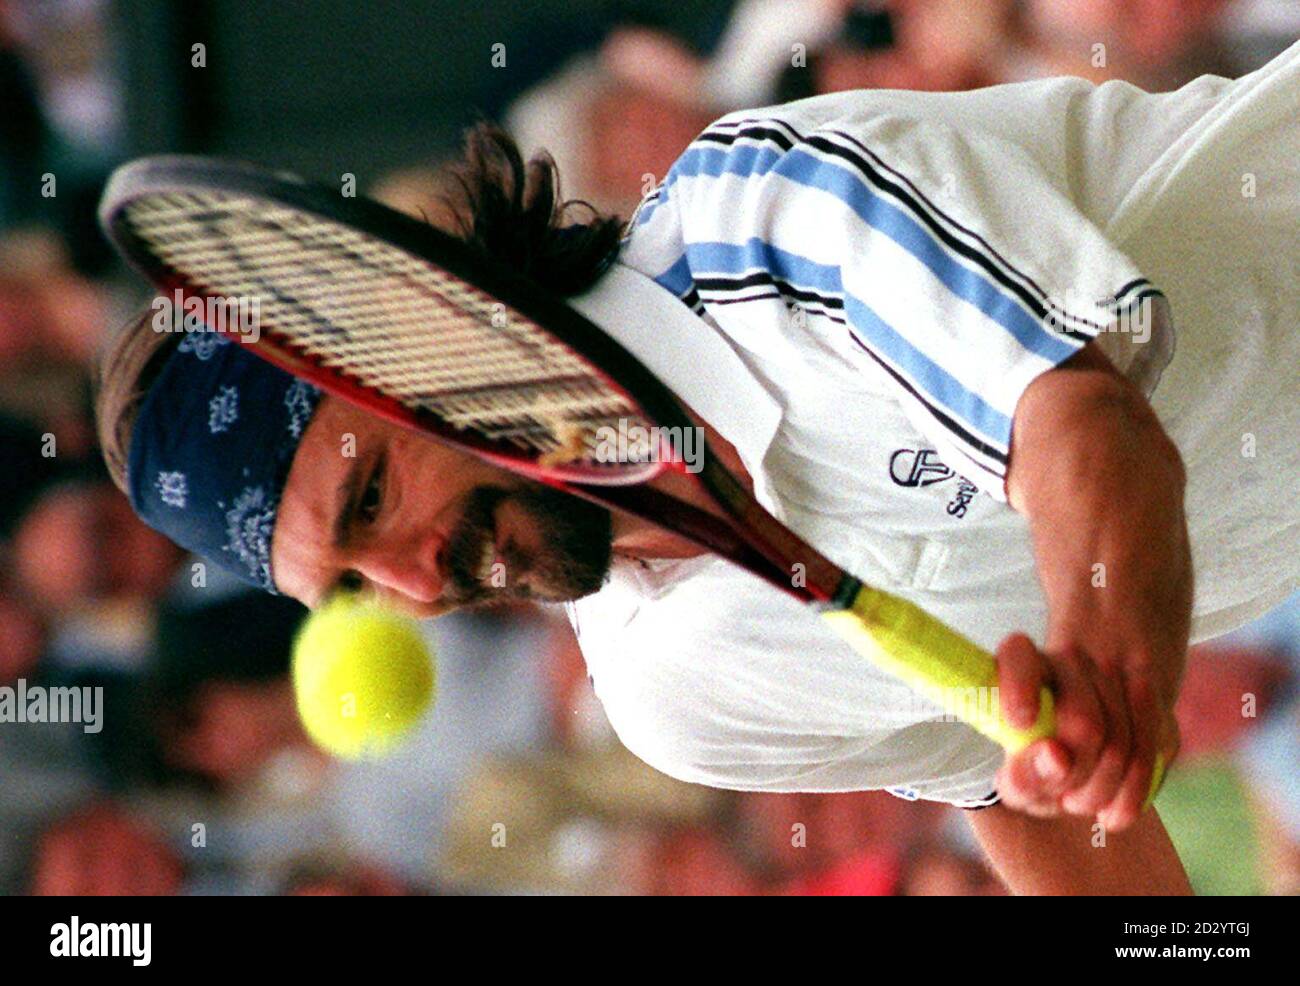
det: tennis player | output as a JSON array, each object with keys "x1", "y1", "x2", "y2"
[{"x1": 96, "y1": 42, "x2": 1299, "y2": 894}]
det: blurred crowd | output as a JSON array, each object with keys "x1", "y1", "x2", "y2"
[{"x1": 0, "y1": 0, "x2": 1296, "y2": 895}]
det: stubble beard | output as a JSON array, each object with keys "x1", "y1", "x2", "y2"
[{"x1": 442, "y1": 484, "x2": 614, "y2": 607}]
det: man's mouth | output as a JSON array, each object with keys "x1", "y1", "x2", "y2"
[
  {"x1": 473, "y1": 535, "x2": 498, "y2": 588},
  {"x1": 439, "y1": 482, "x2": 613, "y2": 607},
  {"x1": 444, "y1": 486, "x2": 513, "y2": 602}
]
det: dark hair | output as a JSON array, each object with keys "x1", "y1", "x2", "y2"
[{"x1": 440, "y1": 122, "x2": 624, "y2": 296}]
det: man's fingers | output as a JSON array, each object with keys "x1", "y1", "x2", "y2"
[
  {"x1": 1098, "y1": 668, "x2": 1163, "y2": 830},
  {"x1": 1061, "y1": 657, "x2": 1133, "y2": 816},
  {"x1": 996, "y1": 632, "x2": 1046, "y2": 731},
  {"x1": 1047, "y1": 648, "x2": 1106, "y2": 795},
  {"x1": 995, "y1": 635, "x2": 1068, "y2": 815},
  {"x1": 992, "y1": 635, "x2": 1172, "y2": 827}
]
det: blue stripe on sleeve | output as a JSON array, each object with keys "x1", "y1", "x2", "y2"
[
  {"x1": 686, "y1": 238, "x2": 1012, "y2": 446},
  {"x1": 667, "y1": 143, "x2": 786, "y2": 189},
  {"x1": 653, "y1": 254, "x2": 694, "y2": 298},
  {"x1": 669, "y1": 140, "x2": 1078, "y2": 366}
]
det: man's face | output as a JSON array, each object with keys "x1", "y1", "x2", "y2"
[{"x1": 271, "y1": 396, "x2": 613, "y2": 615}]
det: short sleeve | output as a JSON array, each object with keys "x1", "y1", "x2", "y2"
[{"x1": 653, "y1": 106, "x2": 1165, "y2": 499}]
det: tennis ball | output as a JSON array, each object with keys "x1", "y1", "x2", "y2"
[{"x1": 291, "y1": 594, "x2": 436, "y2": 760}]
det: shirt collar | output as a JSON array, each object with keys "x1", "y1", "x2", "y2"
[{"x1": 569, "y1": 261, "x2": 784, "y2": 512}]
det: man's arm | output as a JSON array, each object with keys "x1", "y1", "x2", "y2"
[
  {"x1": 966, "y1": 803, "x2": 1193, "y2": 895},
  {"x1": 999, "y1": 341, "x2": 1192, "y2": 830}
]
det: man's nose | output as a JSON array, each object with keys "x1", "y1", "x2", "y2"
[{"x1": 352, "y1": 539, "x2": 443, "y2": 605}]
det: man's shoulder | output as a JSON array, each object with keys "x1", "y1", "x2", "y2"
[{"x1": 695, "y1": 78, "x2": 1091, "y2": 149}]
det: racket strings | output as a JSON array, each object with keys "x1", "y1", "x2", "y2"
[{"x1": 121, "y1": 190, "x2": 647, "y2": 464}]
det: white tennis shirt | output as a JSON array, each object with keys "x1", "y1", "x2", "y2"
[{"x1": 565, "y1": 43, "x2": 1300, "y2": 804}]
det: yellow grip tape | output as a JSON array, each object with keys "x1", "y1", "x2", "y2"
[{"x1": 821, "y1": 584, "x2": 1165, "y2": 808}]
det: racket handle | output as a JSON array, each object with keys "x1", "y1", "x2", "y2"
[{"x1": 822, "y1": 583, "x2": 1166, "y2": 809}]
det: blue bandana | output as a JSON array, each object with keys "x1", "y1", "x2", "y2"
[{"x1": 127, "y1": 331, "x2": 322, "y2": 592}]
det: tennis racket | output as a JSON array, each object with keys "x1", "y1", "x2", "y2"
[{"x1": 99, "y1": 155, "x2": 1164, "y2": 806}]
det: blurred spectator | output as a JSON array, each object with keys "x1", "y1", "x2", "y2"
[
  {"x1": 735, "y1": 790, "x2": 931, "y2": 884},
  {"x1": 640, "y1": 827, "x2": 761, "y2": 896},
  {"x1": 77, "y1": 588, "x2": 309, "y2": 791},
  {"x1": 604, "y1": 2, "x2": 1019, "y2": 110},
  {"x1": 159, "y1": 678, "x2": 309, "y2": 790},
  {"x1": 29, "y1": 800, "x2": 184, "y2": 896},
  {"x1": 584, "y1": 83, "x2": 716, "y2": 212},
  {"x1": 779, "y1": 847, "x2": 901, "y2": 895},
  {"x1": 498, "y1": 3, "x2": 763, "y2": 212},
  {"x1": 283, "y1": 861, "x2": 415, "y2": 896},
  {"x1": 0, "y1": 585, "x2": 46, "y2": 684},
  {"x1": 0, "y1": 714, "x2": 99, "y2": 894},
  {"x1": 0, "y1": 230, "x2": 107, "y2": 371},
  {"x1": 1013, "y1": 0, "x2": 1237, "y2": 88},
  {"x1": 8, "y1": 477, "x2": 183, "y2": 615},
  {"x1": 600, "y1": 0, "x2": 850, "y2": 111},
  {"x1": 1220, "y1": 0, "x2": 1300, "y2": 69},
  {"x1": 808, "y1": 0, "x2": 1014, "y2": 96},
  {"x1": 0, "y1": 0, "x2": 121, "y2": 274},
  {"x1": 506, "y1": 56, "x2": 714, "y2": 214},
  {"x1": 1174, "y1": 645, "x2": 1289, "y2": 758},
  {"x1": 0, "y1": 410, "x2": 60, "y2": 542},
  {"x1": 0, "y1": 10, "x2": 50, "y2": 231},
  {"x1": 507, "y1": 0, "x2": 1022, "y2": 212},
  {"x1": 900, "y1": 840, "x2": 1005, "y2": 896},
  {"x1": 1236, "y1": 693, "x2": 1300, "y2": 895},
  {"x1": 440, "y1": 744, "x2": 723, "y2": 893}
]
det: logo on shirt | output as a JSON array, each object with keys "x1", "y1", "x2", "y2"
[
  {"x1": 889, "y1": 448, "x2": 954, "y2": 487},
  {"x1": 888, "y1": 448, "x2": 979, "y2": 518}
]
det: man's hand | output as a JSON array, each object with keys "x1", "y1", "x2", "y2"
[
  {"x1": 1002, "y1": 341, "x2": 1192, "y2": 831},
  {"x1": 994, "y1": 633, "x2": 1180, "y2": 830}
]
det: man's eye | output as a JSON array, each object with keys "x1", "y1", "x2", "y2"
[{"x1": 358, "y1": 458, "x2": 384, "y2": 524}]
